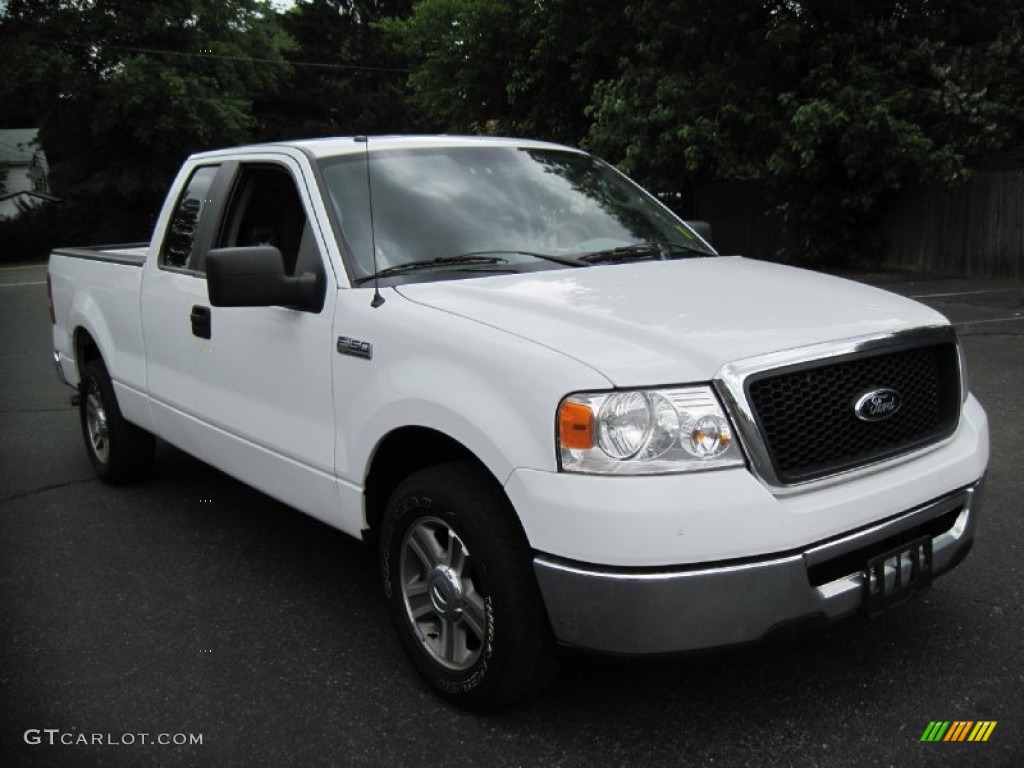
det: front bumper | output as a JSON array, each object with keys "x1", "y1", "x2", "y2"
[{"x1": 533, "y1": 480, "x2": 983, "y2": 654}]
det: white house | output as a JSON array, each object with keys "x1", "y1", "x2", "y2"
[{"x1": 0, "y1": 128, "x2": 60, "y2": 220}]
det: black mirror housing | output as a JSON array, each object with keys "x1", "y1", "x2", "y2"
[
  {"x1": 206, "y1": 246, "x2": 320, "y2": 311},
  {"x1": 685, "y1": 220, "x2": 713, "y2": 246}
]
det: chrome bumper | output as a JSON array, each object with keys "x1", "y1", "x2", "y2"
[{"x1": 533, "y1": 480, "x2": 983, "y2": 655}]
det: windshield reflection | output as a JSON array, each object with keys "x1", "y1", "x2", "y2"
[{"x1": 318, "y1": 146, "x2": 714, "y2": 281}]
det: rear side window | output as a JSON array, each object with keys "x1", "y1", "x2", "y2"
[{"x1": 161, "y1": 165, "x2": 219, "y2": 269}]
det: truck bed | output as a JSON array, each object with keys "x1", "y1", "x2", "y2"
[{"x1": 48, "y1": 244, "x2": 150, "y2": 417}]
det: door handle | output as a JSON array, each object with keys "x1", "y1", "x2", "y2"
[{"x1": 191, "y1": 305, "x2": 211, "y2": 339}]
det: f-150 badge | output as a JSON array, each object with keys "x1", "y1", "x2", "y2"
[{"x1": 337, "y1": 336, "x2": 373, "y2": 360}]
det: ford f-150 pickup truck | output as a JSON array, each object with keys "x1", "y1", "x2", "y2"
[{"x1": 48, "y1": 136, "x2": 989, "y2": 710}]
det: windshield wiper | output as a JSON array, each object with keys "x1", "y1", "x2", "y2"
[
  {"x1": 355, "y1": 254, "x2": 511, "y2": 284},
  {"x1": 457, "y1": 249, "x2": 584, "y2": 267},
  {"x1": 468, "y1": 252, "x2": 585, "y2": 268},
  {"x1": 355, "y1": 250, "x2": 582, "y2": 284},
  {"x1": 578, "y1": 241, "x2": 712, "y2": 264}
]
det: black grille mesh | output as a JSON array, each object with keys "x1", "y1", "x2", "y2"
[{"x1": 746, "y1": 343, "x2": 961, "y2": 483}]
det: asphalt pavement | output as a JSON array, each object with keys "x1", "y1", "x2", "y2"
[{"x1": 1, "y1": 262, "x2": 1022, "y2": 767}]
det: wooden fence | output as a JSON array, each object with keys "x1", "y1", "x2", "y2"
[
  {"x1": 879, "y1": 167, "x2": 1024, "y2": 279},
  {"x1": 686, "y1": 181, "x2": 781, "y2": 261},
  {"x1": 683, "y1": 164, "x2": 1024, "y2": 279}
]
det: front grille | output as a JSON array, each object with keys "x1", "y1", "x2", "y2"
[{"x1": 746, "y1": 341, "x2": 961, "y2": 483}]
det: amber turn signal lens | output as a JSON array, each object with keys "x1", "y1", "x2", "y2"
[{"x1": 559, "y1": 400, "x2": 594, "y2": 450}]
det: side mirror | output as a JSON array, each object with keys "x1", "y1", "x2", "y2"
[
  {"x1": 685, "y1": 220, "x2": 713, "y2": 247},
  {"x1": 206, "y1": 246, "x2": 319, "y2": 310}
]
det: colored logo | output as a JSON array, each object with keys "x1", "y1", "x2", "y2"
[
  {"x1": 920, "y1": 721, "x2": 997, "y2": 742},
  {"x1": 854, "y1": 388, "x2": 902, "y2": 422}
]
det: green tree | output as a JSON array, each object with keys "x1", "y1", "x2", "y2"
[
  {"x1": 587, "y1": 0, "x2": 1024, "y2": 265},
  {"x1": 256, "y1": 0, "x2": 417, "y2": 140},
  {"x1": 380, "y1": 0, "x2": 626, "y2": 144},
  {"x1": 381, "y1": 0, "x2": 510, "y2": 132},
  {"x1": 0, "y1": 0, "x2": 290, "y2": 243},
  {"x1": 586, "y1": 1, "x2": 783, "y2": 187},
  {"x1": 761, "y1": 0, "x2": 1023, "y2": 263}
]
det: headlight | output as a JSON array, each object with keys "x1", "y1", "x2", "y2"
[{"x1": 557, "y1": 386, "x2": 745, "y2": 474}]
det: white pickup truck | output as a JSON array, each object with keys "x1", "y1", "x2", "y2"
[{"x1": 48, "y1": 136, "x2": 989, "y2": 709}]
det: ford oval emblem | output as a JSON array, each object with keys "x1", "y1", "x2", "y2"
[{"x1": 854, "y1": 388, "x2": 902, "y2": 422}]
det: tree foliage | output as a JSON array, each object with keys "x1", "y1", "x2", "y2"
[
  {"x1": 387, "y1": 0, "x2": 1024, "y2": 265},
  {"x1": 0, "y1": 199, "x2": 63, "y2": 264},
  {"x1": 381, "y1": 0, "x2": 626, "y2": 144},
  {"x1": 257, "y1": 0, "x2": 416, "y2": 140},
  {"x1": 586, "y1": 0, "x2": 1024, "y2": 263},
  {"x1": 0, "y1": 0, "x2": 291, "y2": 242},
  {"x1": 1, "y1": 0, "x2": 1021, "y2": 264}
]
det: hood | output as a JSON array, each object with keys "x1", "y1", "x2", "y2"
[{"x1": 395, "y1": 256, "x2": 949, "y2": 387}]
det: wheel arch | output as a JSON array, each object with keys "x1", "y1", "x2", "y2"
[
  {"x1": 363, "y1": 426, "x2": 503, "y2": 547},
  {"x1": 73, "y1": 326, "x2": 103, "y2": 382}
]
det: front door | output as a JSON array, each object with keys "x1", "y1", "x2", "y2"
[{"x1": 142, "y1": 154, "x2": 346, "y2": 530}]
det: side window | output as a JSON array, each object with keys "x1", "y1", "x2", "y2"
[
  {"x1": 218, "y1": 165, "x2": 320, "y2": 277},
  {"x1": 160, "y1": 165, "x2": 219, "y2": 269}
]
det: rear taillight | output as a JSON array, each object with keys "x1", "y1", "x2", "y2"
[{"x1": 46, "y1": 271, "x2": 55, "y2": 324}]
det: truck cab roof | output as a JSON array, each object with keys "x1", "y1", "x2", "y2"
[{"x1": 190, "y1": 135, "x2": 579, "y2": 161}]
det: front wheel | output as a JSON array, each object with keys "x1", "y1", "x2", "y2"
[
  {"x1": 79, "y1": 357, "x2": 155, "y2": 484},
  {"x1": 380, "y1": 462, "x2": 558, "y2": 710}
]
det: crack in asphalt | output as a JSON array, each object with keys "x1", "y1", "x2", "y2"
[{"x1": 0, "y1": 476, "x2": 98, "y2": 505}]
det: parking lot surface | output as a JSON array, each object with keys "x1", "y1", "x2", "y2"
[{"x1": 2, "y1": 262, "x2": 1021, "y2": 767}]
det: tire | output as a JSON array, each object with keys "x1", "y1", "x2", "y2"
[
  {"x1": 79, "y1": 357, "x2": 155, "y2": 484},
  {"x1": 380, "y1": 461, "x2": 559, "y2": 710}
]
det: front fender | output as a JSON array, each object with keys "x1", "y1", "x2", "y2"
[{"x1": 333, "y1": 288, "x2": 611, "y2": 488}]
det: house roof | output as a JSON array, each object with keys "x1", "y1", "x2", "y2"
[{"x1": 0, "y1": 128, "x2": 44, "y2": 166}]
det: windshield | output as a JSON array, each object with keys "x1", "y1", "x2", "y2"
[{"x1": 317, "y1": 146, "x2": 715, "y2": 282}]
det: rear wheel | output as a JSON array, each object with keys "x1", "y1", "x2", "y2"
[
  {"x1": 380, "y1": 461, "x2": 558, "y2": 710},
  {"x1": 79, "y1": 357, "x2": 155, "y2": 484}
]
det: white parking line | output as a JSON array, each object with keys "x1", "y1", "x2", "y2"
[
  {"x1": 911, "y1": 289, "x2": 1020, "y2": 299},
  {"x1": 0, "y1": 264, "x2": 46, "y2": 271},
  {"x1": 956, "y1": 315, "x2": 1024, "y2": 327},
  {"x1": 0, "y1": 281, "x2": 46, "y2": 288}
]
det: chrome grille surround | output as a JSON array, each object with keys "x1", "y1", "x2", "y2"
[{"x1": 715, "y1": 326, "x2": 964, "y2": 495}]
